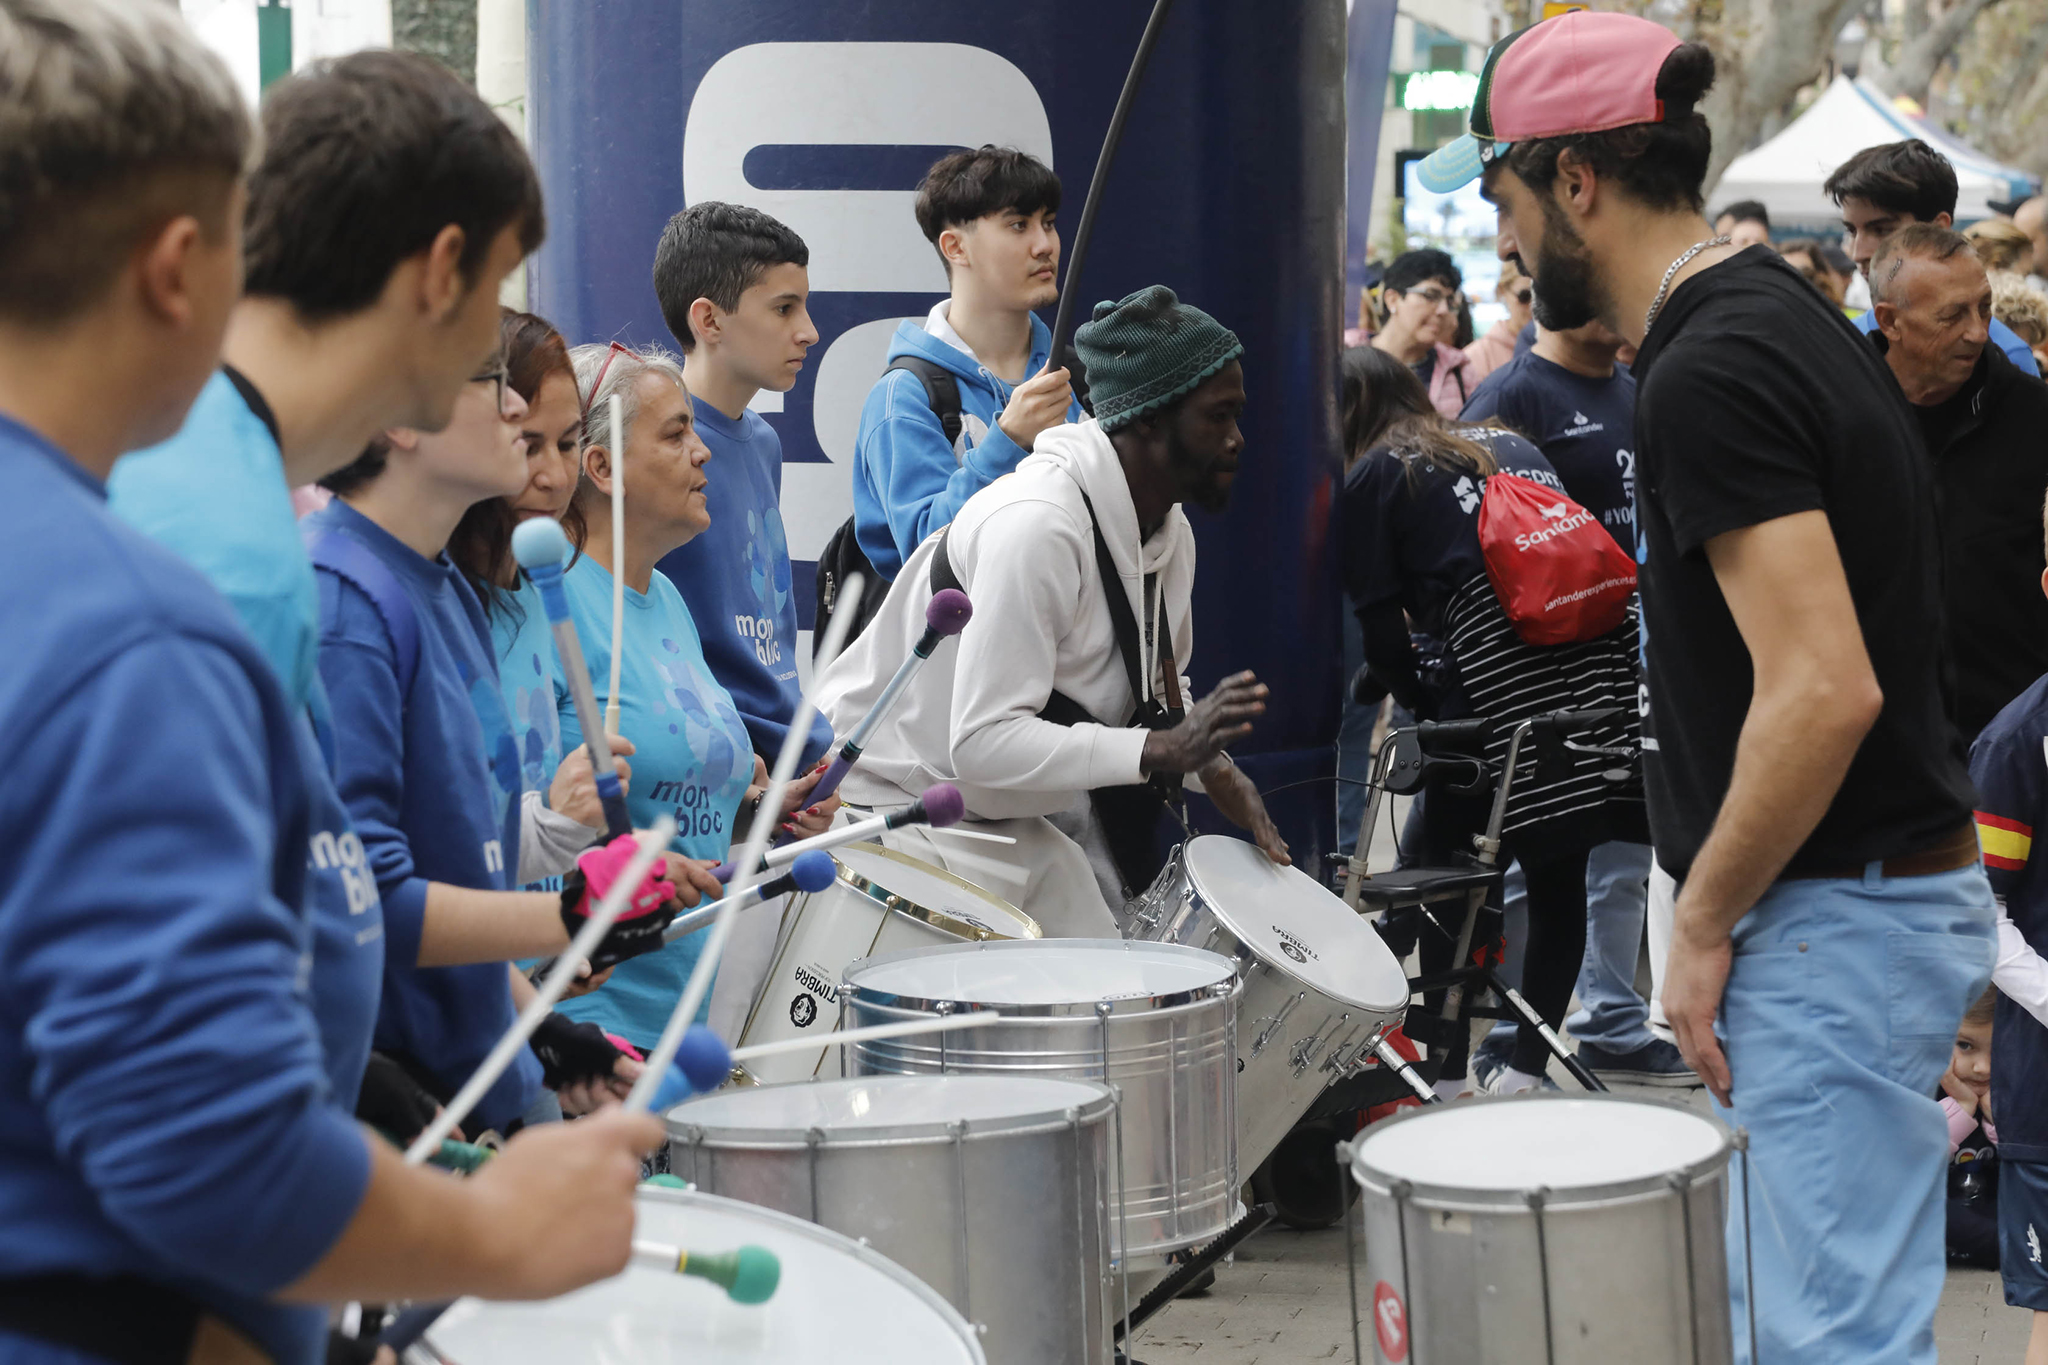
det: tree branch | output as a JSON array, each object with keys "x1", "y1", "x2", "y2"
[{"x1": 1874, "y1": 0, "x2": 2009, "y2": 101}]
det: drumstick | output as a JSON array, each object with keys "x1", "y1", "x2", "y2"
[
  {"x1": 402, "y1": 821, "x2": 675, "y2": 1164},
  {"x1": 623, "y1": 575, "x2": 866, "y2": 1114},
  {"x1": 512, "y1": 517, "x2": 630, "y2": 839},
  {"x1": 604, "y1": 392, "x2": 625, "y2": 738},
  {"x1": 709, "y1": 783, "x2": 965, "y2": 882},
  {"x1": 727, "y1": 1010, "x2": 1001, "y2": 1064},
  {"x1": 662, "y1": 850, "x2": 836, "y2": 943},
  {"x1": 804, "y1": 588, "x2": 972, "y2": 810}
]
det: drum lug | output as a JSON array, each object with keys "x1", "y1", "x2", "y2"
[
  {"x1": 1251, "y1": 990, "x2": 1306, "y2": 1058},
  {"x1": 1290, "y1": 1012, "x2": 1341, "y2": 1076}
]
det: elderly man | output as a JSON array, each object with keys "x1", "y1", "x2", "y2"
[{"x1": 1872, "y1": 224, "x2": 2048, "y2": 740}]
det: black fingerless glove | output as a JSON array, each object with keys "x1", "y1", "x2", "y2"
[
  {"x1": 356, "y1": 1051, "x2": 443, "y2": 1146},
  {"x1": 558, "y1": 865, "x2": 679, "y2": 972},
  {"x1": 530, "y1": 1010, "x2": 629, "y2": 1090}
]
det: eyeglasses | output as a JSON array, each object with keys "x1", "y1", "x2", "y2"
[
  {"x1": 470, "y1": 359, "x2": 512, "y2": 416},
  {"x1": 580, "y1": 340, "x2": 643, "y2": 423},
  {"x1": 1401, "y1": 286, "x2": 1460, "y2": 312}
]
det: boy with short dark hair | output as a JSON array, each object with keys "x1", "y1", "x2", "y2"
[
  {"x1": 851, "y1": 145, "x2": 1079, "y2": 583},
  {"x1": 652, "y1": 201, "x2": 833, "y2": 764}
]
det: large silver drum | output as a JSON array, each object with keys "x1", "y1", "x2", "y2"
[
  {"x1": 1131, "y1": 835, "x2": 1411, "y2": 1173},
  {"x1": 1344, "y1": 1096, "x2": 1733, "y2": 1365},
  {"x1": 841, "y1": 939, "x2": 1241, "y2": 1259},
  {"x1": 666, "y1": 1075, "x2": 1115, "y2": 1365},
  {"x1": 422, "y1": 1186, "x2": 985, "y2": 1363}
]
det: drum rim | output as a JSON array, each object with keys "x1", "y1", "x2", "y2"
[
  {"x1": 1345, "y1": 1092, "x2": 1733, "y2": 1207},
  {"x1": 659, "y1": 1080, "x2": 1114, "y2": 1146},
  {"x1": 833, "y1": 843, "x2": 1044, "y2": 942},
  {"x1": 1177, "y1": 835, "x2": 1411, "y2": 1014},
  {"x1": 841, "y1": 939, "x2": 1242, "y2": 1017},
  {"x1": 426, "y1": 1186, "x2": 987, "y2": 1361}
]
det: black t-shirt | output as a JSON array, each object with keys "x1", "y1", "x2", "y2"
[
  {"x1": 1631, "y1": 246, "x2": 1973, "y2": 877},
  {"x1": 1461, "y1": 351, "x2": 1637, "y2": 553}
]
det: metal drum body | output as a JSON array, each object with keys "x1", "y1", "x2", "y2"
[
  {"x1": 739, "y1": 845, "x2": 1039, "y2": 1084},
  {"x1": 667, "y1": 1075, "x2": 1115, "y2": 1365},
  {"x1": 841, "y1": 939, "x2": 1240, "y2": 1259},
  {"x1": 1345, "y1": 1096, "x2": 1733, "y2": 1365},
  {"x1": 1132, "y1": 835, "x2": 1410, "y2": 1173},
  {"x1": 422, "y1": 1186, "x2": 985, "y2": 1364}
]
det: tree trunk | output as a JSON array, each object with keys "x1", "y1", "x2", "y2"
[
  {"x1": 391, "y1": 0, "x2": 475, "y2": 85},
  {"x1": 1699, "y1": 0, "x2": 1872, "y2": 195},
  {"x1": 1873, "y1": 0, "x2": 2008, "y2": 102}
]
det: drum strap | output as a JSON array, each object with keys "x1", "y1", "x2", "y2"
[{"x1": 930, "y1": 488, "x2": 1186, "y2": 897}]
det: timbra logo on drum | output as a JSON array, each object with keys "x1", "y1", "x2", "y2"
[
  {"x1": 790, "y1": 962, "x2": 838, "y2": 1028},
  {"x1": 788, "y1": 993, "x2": 818, "y2": 1028},
  {"x1": 1272, "y1": 925, "x2": 1317, "y2": 963}
]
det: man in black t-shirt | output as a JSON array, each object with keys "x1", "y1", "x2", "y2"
[{"x1": 1420, "y1": 11, "x2": 1995, "y2": 1361}]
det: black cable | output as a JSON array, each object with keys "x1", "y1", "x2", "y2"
[
  {"x1": 1257, "y1": 774, "x2": 1376, "y2": 798},
  {"x1": 1046, "y1": 0, "x2": 1180, "y2": 367}
]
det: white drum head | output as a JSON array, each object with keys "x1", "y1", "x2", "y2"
[
  {"x1": 834, "y1": 844, "x2": 1039, "y2": 940},
  {"x1": 669, "y1": 1074, "x2": 1113, "y2": 1138},
  {"x1": 1182, "y1": 835, "x2": 1409, "y2": 1011},
  {"x1": 1352, "y1": 1097, "x2": 1729, "y2": 1199},
  {"x1": 847, "y1": 939, "x2": 1234, "y2": 1007},
  {"x1": 426, "y1": 1189, "x2": 984, "y2": 1363}
]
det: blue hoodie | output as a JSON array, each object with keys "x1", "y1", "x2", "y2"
[
  {"x1": 0, "y1": 415, "x2": 367, "y2": 1365},
  {"x1": 851, "y1": 304, "x2": 1082, "y2": 582},
  {"x1": 307, "y1": 499, "x2": 541, "y2": 1133}
]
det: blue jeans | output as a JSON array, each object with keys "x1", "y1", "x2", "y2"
[
  {"x1": 1720, "y1": 862, "x2": 1994, "y2": 1364},
  {"x1": 1565, "y1": 840, "x2": 1656, "y2": 1052}
]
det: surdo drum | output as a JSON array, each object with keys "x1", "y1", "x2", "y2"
[
  {"x1": 1129, "y1": 835, "x2": 1412, "y2": 1173},
  {"x1": 420, "y1": 1186, "x2": 986, "y2": 1363},
  {"x1": 666, "y1": 1075, "x2": 1116, "y2": 1365},
  {"x1": 738, "y1": 844, "x2": 1039, "y2": 1084},
  {"x1": 840, "y1": 939, "x2": 1241, "y2": 1261},
  {"x1": 1343, "y1": 1096, "x2": 1735, "y2": 1365}
]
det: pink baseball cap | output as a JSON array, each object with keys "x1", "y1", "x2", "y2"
[{"x1": 1416, "y1": 11, "x2": 1684, "y2": 193}]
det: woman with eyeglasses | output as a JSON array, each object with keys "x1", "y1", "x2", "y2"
[
  {"x1": 1463, "y1": 259, "x2": 1535, "y2": 384},
  {"x1": 306, "y1": 347, "x2": 721, "y2": 1134},
  {"x1": 1371, "y1": 248, "x2": 1479, "y2": 417},
  {"x1": 549, "y1": 342, "x2": 839, "y2": 1058}
]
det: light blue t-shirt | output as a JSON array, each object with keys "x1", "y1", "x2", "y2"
[
  {"x1": 554, "y1": 554, "x2": 751, "y2": 1049},
  {"x1": 490, "y1": 574, "x2": 567, "y2": 824}
]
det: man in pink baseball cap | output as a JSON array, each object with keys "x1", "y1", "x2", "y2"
[{"x1": 1430, "y1": 13, "x2": 1995, "y2": 1364}]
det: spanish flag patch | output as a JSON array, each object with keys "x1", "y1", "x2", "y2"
[{"x1": 1977, "y1": 811, "x2": 2033, "y2": 871}]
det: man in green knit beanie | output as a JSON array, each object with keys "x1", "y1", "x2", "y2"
[{"x1": 816, "y1": 284, "x2": 1288, "y2": 935}]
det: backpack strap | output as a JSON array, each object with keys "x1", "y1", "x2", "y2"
[
  {"x1": 306, "y1": 527, "x2": 420, "y2": 697},
  {"x1": 886, "y1": 354, "x2": 965, "y2": 447}
]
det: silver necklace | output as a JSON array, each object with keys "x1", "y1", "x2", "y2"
[{"x1": 1644, "y1": 234, "x2": 1730, "y2": 335}]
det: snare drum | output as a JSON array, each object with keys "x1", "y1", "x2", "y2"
[
  {"x1": 422, "y1": 1186, "x2": 985, "y2": 1363},
  {"x1": 738, "y1": 845, "x2": 1039, "y2": 1084},
  {"x1": 668, "y1": 1075, "x2": 1116, "y2": 1365},
  {"x1": 1344, "y1": 1096, "x2": 1733, "y2": 1365},
  {"x1": 840, "y1": 939, "x2": 1241, "y2": 1260},
  {"x1": 1132, "y1": 836, "x2": 1411, "y2": 1174}
]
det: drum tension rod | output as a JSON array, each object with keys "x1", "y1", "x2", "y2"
[{"x1": 1112, "y1": 1201, "x2": 1279, "y2": 1343}]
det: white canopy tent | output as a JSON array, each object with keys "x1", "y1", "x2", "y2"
[{"x1": 1713, "y1": 75, "x2": 2039, "y2": 227}]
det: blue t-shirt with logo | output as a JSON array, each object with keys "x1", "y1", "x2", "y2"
[
  {"x1": 1971, "y1": 673, "x2": 2048, "y2": 1161},
  {"x1": 657, "y1": 394, "x2": 832, "y2": 766},
  {"x1": 1461, "y1": 350, "x2": 1637, "y2": 553},
  {"x1": 307, "y1": 498, "x2": 539, "y2": 1132},
  {"x1": 554, "y1": 553, "x2": 753, "y2": 1049},
  {"x1": 491, "y1": 573, "x2": 567, "y2": 825}
]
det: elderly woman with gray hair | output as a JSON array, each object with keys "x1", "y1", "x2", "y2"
[{"x1": 549, "y1": 341, "x2": 837, "y2": 1057}]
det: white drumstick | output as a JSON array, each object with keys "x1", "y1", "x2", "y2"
[
  {"x1": 403, "y1": 819, "x2": 674, "y2": 1163},
  {"x1": 605, "y1": 392, "x2": 625, "y2": 738},
  {"x1": 728, "y1": 1011, "x2": 1000, "y2": 1064},
  {"x1": 624, "y1": 575, "x2": 866, "y2": 1112},
  {"x1": 921, "y1": 827, "x2": 1018, "y2": 846},
  {"x1": 710, "y1": 783, "x2": 964, "y2": 881}
]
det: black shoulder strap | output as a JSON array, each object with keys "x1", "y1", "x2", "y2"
[{"x1": 886, "y1": 354, "x2": 964, "y2": 446}]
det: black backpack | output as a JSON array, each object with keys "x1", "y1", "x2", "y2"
[{"x1": 812, "y1": 355, "x2": 962, "y2": 659}]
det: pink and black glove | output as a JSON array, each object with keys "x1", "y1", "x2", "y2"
[{"x1": 558, "y1": 832, "x2": 680, "y2": 971}]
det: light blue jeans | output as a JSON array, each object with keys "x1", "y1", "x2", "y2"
[
  {"x1": 1565, "y1": 840, "x2": 1656, "y2": 1052},
  {"x1": 1719, "y1": 861, "x2": 1994, "y2": 1364}
]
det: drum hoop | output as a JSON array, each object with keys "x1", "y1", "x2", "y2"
[
  {"x1": 1347, "y1": 1092, "x2": 1734, "y2": 1207},
  {"x1": 835, "y1": 844, "x2": 1045, "y2": 942},
  {"x1": 1187, "y1": 887, "x2": 1410, "y2": 1017},
  {"x1": 663, "y1": 1085, "x2": 1119, "y2": 1149},
  {"x1": 842, "y1": 939, "x2": 1242, "y2": 1018}
]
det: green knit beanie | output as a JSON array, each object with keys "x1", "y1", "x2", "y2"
[{"x1": 1074, "y1": 285, "x2": 1243, "y2": 432}]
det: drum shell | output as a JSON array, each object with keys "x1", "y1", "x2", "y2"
[
  {"x1": 842, "y1": 941, "x2": 1241, "y2": 1259},
  {"x1": 667, "y1": 1081, "x2": 1116, "y2": 1365},
  {"x1": 1135, "y1": 857, "x2": 1403, "y2": 1174},
  {"x1": 1347, "y1": 1098, "x2": 1733, "y2": 1365}
]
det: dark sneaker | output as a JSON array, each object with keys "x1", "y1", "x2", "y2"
[{"x1": 1577, "y1": 1038, "x2": 1700, "y2": 1088}]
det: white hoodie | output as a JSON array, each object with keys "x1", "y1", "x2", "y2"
[{"x1": 816, "y1": 418, "x2": 1196, "y2": 822}]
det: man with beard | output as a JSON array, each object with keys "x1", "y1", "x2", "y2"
[
  {"x1": 815, "y1": 286, "x2": 1288, "y2": 935},
  {"x1": 1420, "y1": 11, "x2": 1993, "y2": 1361}
]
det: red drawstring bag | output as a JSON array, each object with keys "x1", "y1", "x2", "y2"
[{"x1": 1475, "y1": 472, "x2": 1636, "y2": 645}]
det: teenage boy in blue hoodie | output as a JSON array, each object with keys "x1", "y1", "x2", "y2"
[
  {"x1": 0, "y1": 6, "x2": 659, "y2": 1363},
  {"x1": 653, "y1": 202, "x2": 834, "y2": 765},
  {"x1": 852, "y1": 146, "x2": 1081, "y2": 583}
]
